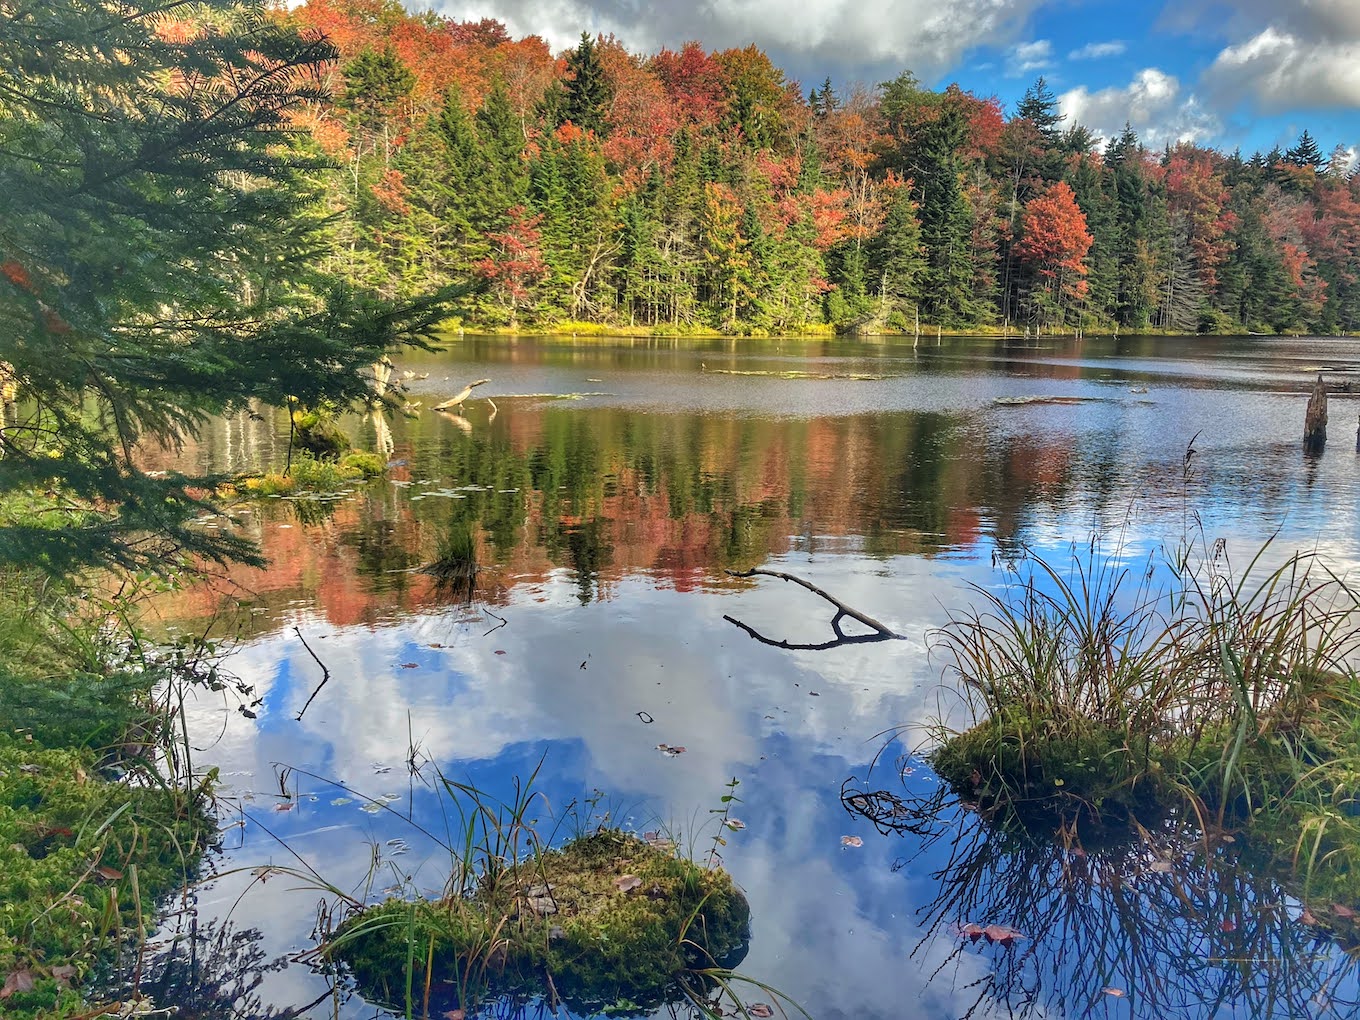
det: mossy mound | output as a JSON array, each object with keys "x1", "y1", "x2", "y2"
[
  {"x1": 290, "y1": 408, "x2": 349, "y2": 459},
  {"x1": 332, "y1": 830, "x2": 750, "y2": 1017},
  {"x1": 932, "y1": 710, "x2": 1174, "y2": 823},
  {"x1": 236, "y1": 450, "x2": 383, "y2": 496}
]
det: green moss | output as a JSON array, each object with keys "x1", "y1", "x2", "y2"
[
  {"x1": 932, "y1": 710, "x2": 1174, "y2": 822},
  {"x1": 290, "y1": 407, "x2": 349, "y2": 459},
  {"x1": 0, "y1": 735, "x2": 212, "y2": 1019},
  {"x1": 237, "y1": 450, "x2": 383, "y2": 496},
  {"x1": 332, "y1": 830, "x2": 750, "y2": 1016},
  {"x1": 338, "y1": 450, "x2": 384, "y2": 478}
]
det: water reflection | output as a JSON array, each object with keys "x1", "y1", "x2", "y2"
[
  {"x1": 844, "y1": 771, "x2": 1360, "y2": 1018},
  {"x1": 154, "y1": 337, "x2": 1360, "y2": 636},
  {"x1": 149, "y1": 335, "x2": 1360, "y2": 1019}
]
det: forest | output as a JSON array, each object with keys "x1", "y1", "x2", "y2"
[{"x1": 274, "y1": 0, "x2": 1360, "y2": 337}]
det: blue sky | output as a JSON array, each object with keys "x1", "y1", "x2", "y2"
[{"x1": 420, "y1": 0, "x2": 1360, "y2": 162}]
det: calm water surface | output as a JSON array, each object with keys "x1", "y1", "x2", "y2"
[{"x1": 152, "y1": 335, "x2": 1360, "y2": 1019}]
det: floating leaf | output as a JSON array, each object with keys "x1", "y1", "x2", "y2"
[
  {"x1": 1219, "y1": 919, "x2": 1237, "y2": 933},
  {"x1": 959, "y1": 922, "x2": 987, "y2": 941},
  {"x1": 614, "y1": 874, "x2": 642, "y2": 893},
  {"x1": 1103, "y1": 987, "x2": 1125, "y2": 998},
  {"x1": 399, "y1": 662, "x2": 419, "y2": 669},
  {"x1": 1333, "y1": 903, "x2": 1357, "y2": 920},
  {"x1": 443, "y1": 1011, "x2": 465, "y2": 1020},
  {"x1": 724, "y1": 818, "x2": 746, "y2": 831},
  {"x1": 494, "y1": 650, "x2": 507, "y2": 656},
  {"x1": 983, "y1": 924, "x2": 1025, "y2": 946},
  {"x1": 840, "y1": 835, "x2": 863, "y2": 848},
  {"x1": 50, "y1": 965, "x2": 77, "y2": 988},
  {"x1": 656, "y1": 743, "x2": 686, "y2": 757},
  {"x1": 748, "y1": 1005, "x2": 775, "y2": 1018},
  {"x1": 1149, "y1": 860, "x2": 1173, "y2": 873},
  {"x1": 1300, "y1": 909, "x2": 1320, "y2": 926}
]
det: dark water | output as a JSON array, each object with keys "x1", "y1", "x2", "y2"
[{"x1": 153, "y1": 334, "x2": 1360, "y2": 1019}]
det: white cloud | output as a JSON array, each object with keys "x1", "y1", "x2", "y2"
[
  {"x1": 430, "y1": 0, "x2": 1050, "y2": 80},
  {"x1": 1200, "y1": 26, "x2": 1360, "y2": 113},
  {"x1": 1068, "y1": 40, "x2": 1125, "y2": 60},
  {"x1": 1006, "y1": 38, "x2": 1052, "y2": 76},
  {"x1": 1059, "y1": 68, "x2": 1220, "y2": 146}
]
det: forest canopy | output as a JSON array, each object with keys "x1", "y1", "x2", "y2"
[{"x1": 284, "y1": 0, "x2": 1360, "y2": 337}]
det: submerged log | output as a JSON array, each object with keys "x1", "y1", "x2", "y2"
[{"x1": 1304, "y1": 375, "x2": 1327, "y2": 453}]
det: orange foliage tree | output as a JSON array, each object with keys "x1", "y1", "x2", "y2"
[{"x1": 1015, "y1": 182, "x2": 1092, "y2": 326}]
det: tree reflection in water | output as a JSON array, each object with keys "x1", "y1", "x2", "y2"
[{"x1": 843, "y1": 773, "x2": 1360, "y2": 1018}]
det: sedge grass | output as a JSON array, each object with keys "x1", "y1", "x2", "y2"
[{"x1": 931, "y1": 535, "x2": 1360, "y2": 897}]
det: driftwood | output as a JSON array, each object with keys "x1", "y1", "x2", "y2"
[
  {"x1": 1304, "y1": 375, "x2": 1327, "y2": 453},
  {"x1": 723, "y1": 567, "x2": 905, "y2": 651}
]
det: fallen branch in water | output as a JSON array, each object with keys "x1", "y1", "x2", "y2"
[
  {"x1": 293, "y1": 626, "x2": 333, "y2": 720},
  {"x1": 723, "y1": 567, "x2": 905, "y2": 650}
]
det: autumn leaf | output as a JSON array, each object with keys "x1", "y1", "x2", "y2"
[
  {"x1": 982, "y1": 924, "x2": 1025, "y2": 946},
  {"x1": 1219, "y1": 919, "x2": 1237, "y2": 933},
  {"x1": 840, "y1": 835, "x2": 863, "y2": 847},
  {"x1": 614, "y1": 874, "x2": 642, "y2": 893},
  {"x1": 50, "y1": 965, "x2": 77, "y2": 988},
  {"x1": 94, "y1": 865, "x2": 123, "y2": 881},
  {"x1": 1103, "y1": 987, "x2": 1125, "y2": 998},
  {"x1": 1332, "y1": 903, "x2": 1357, "y2": 920},
  {"x1": 748, "y1": 1005, "x2": 775, "y2": 1018},
  {"x1": 1149, "y1": 861, "x2": 1173, "y2": 873},
  {"x1": 0, "y1": 968, "x2": 36, "y2": 999}
]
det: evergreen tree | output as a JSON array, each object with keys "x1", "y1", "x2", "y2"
[
  {"x1": 0, "y1": 0, "x2": 453, "y2": 574},
  {"x1": 1286, "y1": 130, "x2": 1325, "y2": 169},
  {"x1": 1015, "y1": 76, "x2": 1064, "y2": 143},
  {"x1": 476, "y1": 79, "x2": 529, "y2": 227},
  {"x1": 870, "y1": 186, "x2": 925, "y2": 313},
  {"x1": 559, "y1": 32, "x2": 612, "y2": 135}
]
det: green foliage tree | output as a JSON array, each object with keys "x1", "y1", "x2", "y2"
[{"x1": 0, "y1": 1, "x2": 453, "y2": 574}]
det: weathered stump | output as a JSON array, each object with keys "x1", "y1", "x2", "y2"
[{"x1": 1304, "y1": 375, "x2": 1327, "y2": 453}]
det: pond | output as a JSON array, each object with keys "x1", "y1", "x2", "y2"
[{"x1": 147, "y1": 334, "x2": 1360, "y2": 1019}]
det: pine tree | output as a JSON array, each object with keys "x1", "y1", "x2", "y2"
[{"x1": 0, "y1": 1, "x2": 453, "y2": 574}]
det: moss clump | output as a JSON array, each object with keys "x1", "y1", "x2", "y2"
[
  {"x1": 338, "y1": 449, "x2": 385, "y2": 478},
  {"x1": 932, "y1": 710, "x2": 1174, "y2": 822},
  {"x1": 237, "y1": 451, "x2": 382, "y2": 496},
  {"x1": 332, "y1": 830, "x2": 750, "y2": 1016},
  {"x1": 290, "y1": 407, "x2": 349, "y2": 459}
]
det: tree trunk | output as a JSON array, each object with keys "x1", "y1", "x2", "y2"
[{"x1": 1304, "y1": 375, "x2": 1328, "y2": 453}]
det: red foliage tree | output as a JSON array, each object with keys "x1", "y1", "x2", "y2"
[
  {"x1": 597, "y1": 37, "x2": 678, "y2": 175},
  {"x1": 473, "y1": 206, "x2": 548, "y2": 327},
  {"x1": 1165, "y1": 144, "x2": 1236, "y2": 294},
  {"x1": 649, "y1": 42, "x2": 725, "y2": 129},
  {"x1": 1016, "y1": 181, "x2": 1093, "y2": 319}
]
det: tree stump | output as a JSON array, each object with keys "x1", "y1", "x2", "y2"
[{"x1": 1304, "y1": 375, "x2": 1327, "y2": 453}]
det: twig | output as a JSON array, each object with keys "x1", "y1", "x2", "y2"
[
  {"x1": 482, "y1": 608, "x2": 507, "y2": 637},
  {"x1": 293, "y1": 626, "x2": 333, "y2": 720},
  {"x1": 723, "y1": 567, "x2": 905, "y2": 649}
]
